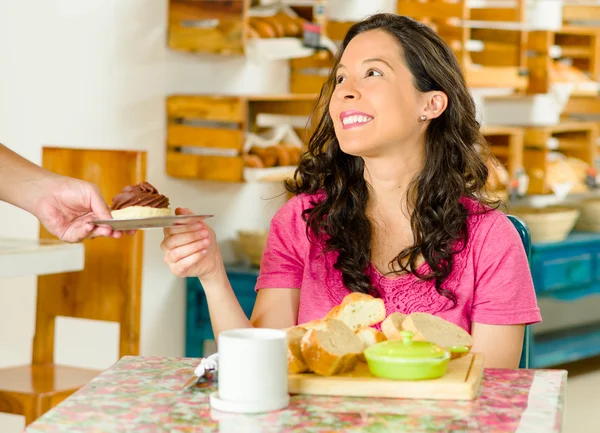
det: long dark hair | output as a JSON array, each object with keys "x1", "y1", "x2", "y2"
[{"x1": 286, "y1": 14, "x2": 497, "y2": 306}]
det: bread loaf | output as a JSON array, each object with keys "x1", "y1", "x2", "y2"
[
  {"x1": 401, "y1": 312, "x2": 473, "y2": 348},
  {"x1": 300, "y1": 319, "x2": 364, "y2": 376},
  {"x1": 381, "y1": 312, "x2": 408, "y2": 340},
  {"x1": 286, "y1": 326, "x2": 309, "y2": 374},
  {"x1": 326, "y1": 293, "x2": 386, "y2": 331},
  {"x1": 355, "y1": 326, "x2": 386, "y2": 362},
  {"x1": 249, "y1": 18, "x2": 277, "y2": 38}
]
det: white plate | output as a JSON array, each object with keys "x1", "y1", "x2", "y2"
[{"x1": 91, "y1": 215, "x2": 214, "y2": 231}]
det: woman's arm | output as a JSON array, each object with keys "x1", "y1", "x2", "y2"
[
  {"x1": 162, "y1": 205, "x2": 304, "y2": 342},
  {"x1": 470, "y1": 322, "x2": 525, "y2": 368},
  {"x1": 199, "y1": 266, "x2": 300, "y2": 339}
]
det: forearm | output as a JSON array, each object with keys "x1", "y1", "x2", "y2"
[
  {"x1": 0, "y1": 144, "x2": 58, "y2": 213},
  {"x1": 200, "y1": 263, "x2": 253, "y2": 343}
]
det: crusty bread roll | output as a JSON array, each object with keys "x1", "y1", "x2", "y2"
[
  {"x1": 286, "y1": 326, "x2": 309, "y2": 374},
  {"x1": 274, "y1": 144, "x2": 292, "y2": 166},
  {"x1": 355, "y1": 326, "x2": 386, "y2": 347},
  {"x1": 381, "y1": 312, "x2": 408, "y2": 340},
  {"x1": 261, "y1": 16, "x2": 286, "y2": 38},
  {"x1": 298, "y1": 318, "x2": 330, "y2": 331},
  {"x1": 243, "y1": 154, "x2": 264, "y2": 168},
  {"x1": 401, "y1": 312, "x2": 473, "y2": 348},
  {"x1": 249, "y1": 18, "x2": 277, "y2": 38},
  {"x1": 275, "y1": 12, "x2": 302, "y2": 37},
  {"x1": 355, "y1": 327, "x2": 386, "y2": 362},
  {"x1": 325, "y1": 293, "x2": 386, "y2": 331},
  {"x1": 300, "y1": 319, "x2": 364, "y2": 376}
]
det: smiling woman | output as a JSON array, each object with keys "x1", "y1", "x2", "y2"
[{"x1": 161, "y1": 14, "x2": 541, "y2": 369}]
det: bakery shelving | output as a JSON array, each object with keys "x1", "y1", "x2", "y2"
[
  {"x1": 527, "y1": 26, "x2": 600, "y2": 94},
  {"x1": 166, "y1": 94, "x2": 318, "y2": 182},
  {"x1": 392, "y1": 0, "x2": 534, "y2": 90},
  {"x1": 289, "y1": 50, "x2": 335, "y2": 94},
  {"x1": 522, "y1": 121, "x2": 599, "y2": 194},
  {"x1": 167, "y1": 0, "x2": 249, "y2": 55},
  {"x1": 481, "y1": 126, "x2": 525, "y2": 179},
  {"x1": 564, "y1": 94, "x2": 600, "y2": 128},
  {"x1": 167, "y1": 0, "x2": 326, "y2": 59},
  {"x1": 562, "y1": 0, "x2": 600, "y2": 27}
]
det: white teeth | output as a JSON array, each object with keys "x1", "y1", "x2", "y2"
[{"x1": 342, "y1": 115, "x2": 373, "y2": 125}]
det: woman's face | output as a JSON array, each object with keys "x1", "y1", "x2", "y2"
[{"x1": 329, "y1": 29, "x2": 426, "y2": 158}]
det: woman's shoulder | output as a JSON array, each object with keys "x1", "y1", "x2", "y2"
[
  {"x1": 273, "y1": 191, "x2": 326, "y2": 222},
  {"x1": 461, "y1": 197, "x2": 522, "y2": 249}
]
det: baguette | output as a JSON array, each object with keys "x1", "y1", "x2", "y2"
[
  {"x1": 401, "y1": 312, "x2": 473, "y2": 348},
  {"x1": 286, "y1": 326, "x2": 309, "y2": 374},
  {"x1": 355, "y1": 326, "x2": 386, "y2": 362},
  {"x1": 300, "y1": 319, "x2": 364, "y2": 376},
  {"x1": 325, "y1": 293, "x2": 386, "y2": 331},
  {"x1": 381, "y1": 312, "x2": 408, "y2": 340}
]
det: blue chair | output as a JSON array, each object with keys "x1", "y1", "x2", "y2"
[{"x1": 507, "y1": 214, "x2": 533, "y2": 369}]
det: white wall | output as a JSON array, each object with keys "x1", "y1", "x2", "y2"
[{"x1": 0, "y1": 1, "x2": 289, "y2": 430}]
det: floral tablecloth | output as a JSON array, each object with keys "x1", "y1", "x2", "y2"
[{"x1": 25, "y1": 356, "x2": 567, "y2": 433}]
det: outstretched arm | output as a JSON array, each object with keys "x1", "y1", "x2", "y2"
[{"x1": 0, "y1": 144, "x2": 120, "y2": 242}]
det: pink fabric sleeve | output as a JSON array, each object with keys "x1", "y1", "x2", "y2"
[
  {"x1": 255, "y1": 196, "x2": 306, "y2": 290},
  {"x1": 471, "y1": 213, "x2": 542, "y2": 325}
]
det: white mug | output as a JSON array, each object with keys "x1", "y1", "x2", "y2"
[{"x1": 209, "y1": 328, "x2": 290, "y2": 414}]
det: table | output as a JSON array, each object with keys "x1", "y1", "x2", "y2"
[
  {"x1": 24, "y1": 356, "x2": 567, "y2": 433},
  {"x1": 0, "y1": 238, "x2": 84, "y2": 278}
]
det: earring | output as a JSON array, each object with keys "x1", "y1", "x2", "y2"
[{"x1": 420, "y1": 115, "x2": 427, "y2": 121}]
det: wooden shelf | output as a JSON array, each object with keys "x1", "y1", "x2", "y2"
[
  {"x1": 523, "y1": 121, "x2": 598, "y2": 194},
  {"x1": 166, "y1": 94, "x2": 318, "y2": 182},
  {"x1": 481, "y1": 126, "x2": 524, "y2": 178}
]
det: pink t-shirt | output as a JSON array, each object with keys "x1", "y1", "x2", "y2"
[{"x1": 255, "y1": 192, "x2": 542, "y2": 333}]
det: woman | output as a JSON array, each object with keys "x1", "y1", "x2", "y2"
[{"x1": 161, "y1": 14, "x2": 541, "y2": 368}]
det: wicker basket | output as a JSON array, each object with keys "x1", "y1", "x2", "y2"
[
  {"x1": 574, "y1": 198, "x2": 600, "y2": 232},
  {"x1": 508, "y1": 206, "x2": 580, "y2": 243},
  {"x1": 236, "y1": 229, "x2": 269, "y2": 267}
]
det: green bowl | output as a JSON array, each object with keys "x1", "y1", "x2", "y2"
[{"x1": 364, "y1": 331, "x2": 451, "y2": 380}]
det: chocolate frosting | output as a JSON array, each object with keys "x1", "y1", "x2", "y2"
[{"x1": 111, "y1": 182, "x2": 170, "y2": 210}]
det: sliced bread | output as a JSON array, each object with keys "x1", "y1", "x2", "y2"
[
  {"x1": 355, "y1": 326, "x2": 387, "y2": 348},
  {"x1": 326, "y1": 293, "x2": 386, "y2": 331},
  {"x1": 401, "y1": 312, "x2": 473, "y2": 348},
  {"x1": 381, "y1": 312, "x2": 408, "y2": 340},
  {"x1": 286, "y1": 326, "x2": 309, "y2": 374},
  {"x1": 300, "y1": 319, "x2": 365, "y2": 376},
  {"x1": 355, "y1": 326, "x2": 387, "y2": 362}
]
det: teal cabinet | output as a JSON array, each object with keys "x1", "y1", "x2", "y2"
[
  {"x1": 185, "y1": 265, "x2": 259, "y2": 357},
  {"x1": 529, "y1": 232, "x2": 600, "y2": 367}
]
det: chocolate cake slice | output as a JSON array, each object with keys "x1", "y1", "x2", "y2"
[{"x1": 110, "y1": 182, "x2": 171, "y2": 219}]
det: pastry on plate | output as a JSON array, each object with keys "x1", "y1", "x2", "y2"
[{"x1": 110, "y1": 182, "x2": 171, "y2": 219}]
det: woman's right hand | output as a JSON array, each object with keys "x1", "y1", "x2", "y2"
[{"x1": 161, "y1": 207, "x2": 223, "y2": 279}]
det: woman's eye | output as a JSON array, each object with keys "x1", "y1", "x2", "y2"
[
  {"x1": 366, "y1": 69, "x2": 383, "y2": 77},
  {"x1": 335, "y1": 75, "x2": 345, "y2": 85}
]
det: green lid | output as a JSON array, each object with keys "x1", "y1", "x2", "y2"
[{"x1": 366, "y1": 331, "x2": 448, "y2": 360}]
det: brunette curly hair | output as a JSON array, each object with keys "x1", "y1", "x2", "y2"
[{"x1": 285, "y1": 14, "x2": 498, "y2": 305}]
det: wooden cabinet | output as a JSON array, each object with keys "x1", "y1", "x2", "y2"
[
  {"x1": 168, "y1": 0, "x2": 248, "y2": 55},
  {"x1": 523, "y1": 121, "x2": 598, "y2": 194},
  {"x1": 166, "y1": 94, "x2": 318, "y2": 182}
]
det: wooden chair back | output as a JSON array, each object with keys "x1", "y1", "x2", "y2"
[{"x1": 32, "y1": 147, "x2": 146, "y2": 365}]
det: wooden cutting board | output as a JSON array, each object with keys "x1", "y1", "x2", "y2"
[{"x1": 288, "y1": 353, "x2": 484, "y2": 400}]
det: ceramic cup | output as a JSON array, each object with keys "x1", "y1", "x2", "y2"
[{"x1": 209, "y1": 328, "x2": 289, "y2": 414}]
